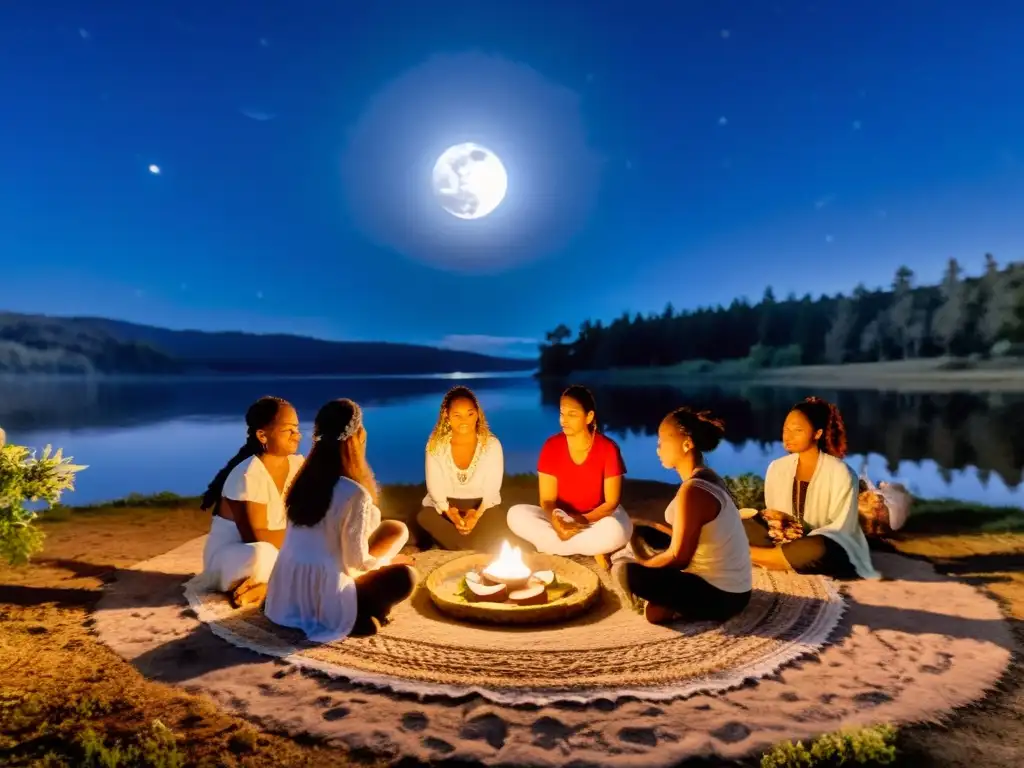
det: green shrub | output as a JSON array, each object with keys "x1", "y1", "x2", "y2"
[
  {"x1": 761, "y1": 724, "x2": 898, "y2": 768},
  {"x1": 0, "y1": 428, "x2": 86, "y2": 565},
  {"x1": 747, "y1": 344, "x2": 773, "y2": 369},
  {"x1": 771, "y1": 344, "x2": 803, "y2": 368},
  {"x1": 724, "y1": 473, "x2": 765, "y2": 510}
]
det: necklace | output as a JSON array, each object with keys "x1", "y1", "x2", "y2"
[{"x1": 449, "y1": 438, "x2": 482, "y2": 485}]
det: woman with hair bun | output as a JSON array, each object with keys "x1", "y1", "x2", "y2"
[
  {"x1": 612, "y1": 407, "x2": 752, "y2": 624},
  {"x1": 199, "y1": 396, "x2": 304, "y2": 608},
  {"x1": 745, "y1": 396, "x2": 879, "y2": 579},
  {"x1": 264, "y1": 399, "x2": 417, "y2": 642}
]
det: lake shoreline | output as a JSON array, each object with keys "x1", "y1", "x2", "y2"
[{"x1": 543, "y1": 358, "x2": 1024, "y2": 393}]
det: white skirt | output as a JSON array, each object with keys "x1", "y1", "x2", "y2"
[{"x1": 201, "y1": 516, "x2": 279, "y2": 592}]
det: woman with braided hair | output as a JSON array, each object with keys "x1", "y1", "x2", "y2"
[
  {"x1": 264, "y1": 399, "x2": 417, "y2": 641},
  {"x1": 199, "y1": 396, "x2": 304, "y2": 608},
  {"x1": 745, "y1": 396, "x2": 880, "y2": 579},
  {"x1": 611, "y1": 407, "x2": 752, "y2": 624}
]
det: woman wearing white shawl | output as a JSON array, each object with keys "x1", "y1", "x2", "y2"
[
  {"x1": 745, "y1": 397, "x2": 880, "y2": 580},
  {"x1": 264, "y1": 399, "x2": 418, "y2": 642}
]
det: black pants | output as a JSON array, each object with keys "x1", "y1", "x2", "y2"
[
  {"x1": 621, "y1": 524, "x2": 751, "y2": 622},
  {"x1": 743, "y1": 515, "x2": 857, "y2": 578},
  {"x1": 415, "y1": 498, "x2": 534, "y2": 554},
  {"x1": 351, "y1": 564, "x2": 417, "y2": 636}
]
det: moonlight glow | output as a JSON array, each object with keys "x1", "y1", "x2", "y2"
[{"x1": 432, "y1": 143, "x2": 508, "y2": 220}]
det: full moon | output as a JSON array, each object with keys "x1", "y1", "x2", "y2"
[{"x1": 431, "y1": 142, "x2": 508, "y2": 220}]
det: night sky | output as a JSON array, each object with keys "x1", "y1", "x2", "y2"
[{"x1": 2, "y1": 1, "x2": 1022, "y2": 358}]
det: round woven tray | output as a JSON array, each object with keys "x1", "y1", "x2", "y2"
[{"x1": 425, "y1": 552, "x2": 601, "y2": 625}]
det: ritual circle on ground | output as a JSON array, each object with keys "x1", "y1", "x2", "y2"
[
  {"x1": 94, "y1": 537, "x2": 1015, "y2": 766},
  {"x1": 181, "y1": 549, "x2": 844, "y2": 704}
]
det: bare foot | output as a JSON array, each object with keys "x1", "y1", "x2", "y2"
[
  {"x1": 231, "y1": 578, "x2": 267, "y2": 609},
  {"x1": 644, "y1": 602, "x2": 681, "y2": 625}
]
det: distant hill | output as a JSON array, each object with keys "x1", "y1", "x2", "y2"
[{"x1": 0, "y1": 312, "x2": 537, "y2": 375}]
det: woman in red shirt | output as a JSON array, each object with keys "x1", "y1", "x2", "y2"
[{"x1": 507, "y1": 385, "x2": 631, "y2": 559}]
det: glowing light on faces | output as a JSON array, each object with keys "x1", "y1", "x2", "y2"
[{"x1": 432, "y1": 142, "x2": 508, "y2": 220}]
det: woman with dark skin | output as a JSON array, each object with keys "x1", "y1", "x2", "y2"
[
  {"x1": 745, "y1": 397, "x2": 879, "y2": 580},
  {"x1": 612, "y1": 408, "x2": 752, "y2": 624},
  {"x1": 416, "y1": 386, "x2": 529, "y2": 552},
  {"x1": 200, "y1": 396, "x2": 303, "y2": 608},
  {"x1": 264, "y1": 399, "x2": 417, "y2": 641},
  {"x1": 507, "y1": 385, "x2": 631, "y2": 564}
]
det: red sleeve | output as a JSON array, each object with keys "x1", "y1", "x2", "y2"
[
  {"x1": 537, "y1": 436, "x2": 561, "y2": 475},
  {"x1": 602, "y1": 435, "x2": 626, "y2": 477}
]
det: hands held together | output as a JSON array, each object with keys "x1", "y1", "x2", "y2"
[
  {"x1": 445, "y1": 506, "x2": 483, "y2": 536},
  {"x1": 552, "y1": 508, "x2": 589, "y2": 541}
]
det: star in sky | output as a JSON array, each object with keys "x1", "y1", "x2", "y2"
[{"x1": 148, "y1": 164, "x2": 161, "y2": 175}]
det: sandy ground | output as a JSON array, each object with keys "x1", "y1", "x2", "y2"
[{"x1": 1, "y1": 496, "x2": 1022, "y2": 767}]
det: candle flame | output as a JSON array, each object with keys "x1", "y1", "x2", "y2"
[{"x1": 483, "y1": 540, "x2": 532, "y2": 581}]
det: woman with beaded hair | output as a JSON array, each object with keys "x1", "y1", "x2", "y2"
[
  {"x1": 415, "y1": 386, "x2": 527, "y2": 552},
  {"x1": 265, "y1": 399, "x2": 417, "y2": 641},
  {"x1": 745, "y1": 396, "x2": 880, "y2": 579}
]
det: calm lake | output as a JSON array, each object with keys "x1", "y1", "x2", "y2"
[{"x1": 1, "y1": 374, "x2": 1022, "y2": 508}]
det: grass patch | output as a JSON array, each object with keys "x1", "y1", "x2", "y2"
[
  {"x1": 760, "y1": 724, "x2": 898, "y2": 767},
  {"x1": 0, "y1": 690, "x2": 185, "y2": 767}
]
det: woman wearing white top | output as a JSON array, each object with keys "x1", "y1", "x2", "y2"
[
  {"x1": 265, "y1": 399, "x2": 417, "y2": 642},
  {"x1": 612, "y1": 407, "x2": 752, "y2": 625},
  {"x1": 745, "y1": 397, "x2": 880, "y2": 580},
  {"x1": 199, "y1": 396, "x2": 304, "y2": 608},
  {"x1": 415, "y1": 386, "x2": 530, "y2": 553}
]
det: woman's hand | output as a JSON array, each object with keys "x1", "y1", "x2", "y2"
[
  {"x1": 553, "y1": 510, "x2": 588, "y2": 541},
  {"x1": 460, "y1": 508, "x2": 483, "y2": 534},
  {"x1": 444, "y1": 506, "x2": 467, "y2": 533}
]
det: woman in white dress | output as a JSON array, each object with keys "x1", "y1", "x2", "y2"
[
  {"x1": 199, "y1": 396, "x2": 304, "y2": 608},
  {"x1": 265, "y1": 399, "x2": 417, "y2": 642},
  {"x1": 415, "y1": 386, "x2": 529, "y2": 553},
  {"x1": 744, "y1": 397, "x2": 880, "y2": 580},
  {"x1": 612, "y1": 407, "x2": 752, "y2": 624}
]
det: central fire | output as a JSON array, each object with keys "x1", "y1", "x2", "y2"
[
  {"x1": 463, "y1": 540, "x2": 557, "y2": 605},
  {"x1": 482, "y1": 541, "x2": 532, "y2": 585}
]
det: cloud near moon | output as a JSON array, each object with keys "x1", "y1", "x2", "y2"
[{"x1": 341, "y1": 51, "x2": 603, "y2": 274}]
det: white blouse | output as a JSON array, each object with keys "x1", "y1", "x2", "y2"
[
  {"x1": 264, "y1": 477, "x2": 394, "y2": 643},
  {"x1": 422, "y1": 435, "x2": 504, "y2": 513},
  {"x1": 222, "y1": 454, "x2": 304, "y2": 530}
]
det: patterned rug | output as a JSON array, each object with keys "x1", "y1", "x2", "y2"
[{"x1": 183, "y1": 549, "x2": 845, "y2": 704}]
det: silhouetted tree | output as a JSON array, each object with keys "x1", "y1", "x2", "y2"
[{"x1": 932, "y1": 258, "x2": 968, "y2": 355}]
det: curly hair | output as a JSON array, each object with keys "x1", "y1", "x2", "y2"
[
  {"x1": 790, "y1": 396, "x2": 848, "y2": 458},
  {"x1": 426, "y1": 386, "x2": 493, "y2": 455},
  {"x1": 665, "y1": 406, "x2": 726, "y2": 454}
]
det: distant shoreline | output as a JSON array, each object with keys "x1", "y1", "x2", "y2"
[
  {"x1": 549, "y1": 358, "x2": 1024, "y2": 393},
  {"x1": 0, "y1": 369, "x2": 539, "y2": 384}
]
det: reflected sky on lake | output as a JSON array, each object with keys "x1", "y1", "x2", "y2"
[{"x1": 3, "y1": 375, "x2": 1022, "y2": 508}]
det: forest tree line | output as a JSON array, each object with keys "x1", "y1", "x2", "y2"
[{"x1": 538, "y1": 254, "x2": 1022, "y2": 375}]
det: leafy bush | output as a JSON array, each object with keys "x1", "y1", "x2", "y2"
[
  {"x1": 724, "y1": 472, "x2": 765, "y2": 510},
  {"x1": 761, "y1": 724, "x2": 897, "y2": 768},
  {"x1": 0, "y1": 427, "x2": 86, "y2": 564},
  {"x1": 771, "y1": 343, "x2": 803, "y2": 368},
  {"x1": 747, "y1": 343, "x2": 773, "y2": 369}
]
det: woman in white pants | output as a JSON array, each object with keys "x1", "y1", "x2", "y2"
[
  {"x1": 200, "y1": 396, "x2": 304, "y2": 607},
  {"x1": 507, "y1": 385, "x2": 631, "y2": 564}
]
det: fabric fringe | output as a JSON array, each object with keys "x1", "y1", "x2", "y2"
[{"x1": 183, "y1": 572, "x2": 848, "y2": 706}]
